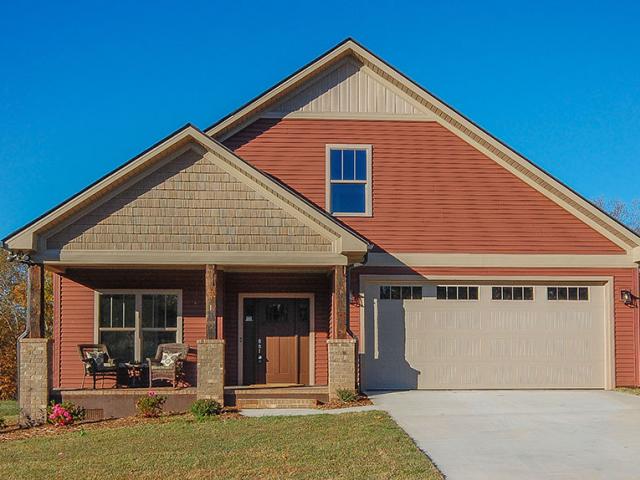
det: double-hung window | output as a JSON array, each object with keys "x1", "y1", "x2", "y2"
[
  {"x1": 326, "y1": 145, "x2": 372, "y2": 216},
  {"x1": 97, "y1": 290, "x2": 182, "y2": 363}
]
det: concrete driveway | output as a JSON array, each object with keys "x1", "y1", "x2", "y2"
[{"x1": 369, "y1": 390, "x2": 640, "y2": 480}]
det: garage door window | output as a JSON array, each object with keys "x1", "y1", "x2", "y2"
[
  {"x1": 492, "y1": 286, "x2": 534, "y2": 301},
  {"x1": 547, "y1": 287, "x2": 589, "y2": 301},
  {"x1": 380, "y1": 286, "x2": 422, "y2": 300},
  {"x1": 436, "y1": 286, "x2": 478, "y2": 300}
]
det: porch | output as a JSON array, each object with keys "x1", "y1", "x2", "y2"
[{"x1": 18, "y1": 264, "x2": 355, "y2": 422}]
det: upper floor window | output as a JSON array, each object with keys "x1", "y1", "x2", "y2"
[{"x1": 326, "y1": 145, "x2": 372, "y2": 216}]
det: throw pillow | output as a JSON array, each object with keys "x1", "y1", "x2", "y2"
[
  {"x1": 85, "y1": 350, "x2": 105, "y2": 368},
  {"x1": 161, "y1": 351, "x2": 180, "y2": 367}
]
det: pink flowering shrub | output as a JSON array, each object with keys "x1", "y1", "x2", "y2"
[
  {"x1": 47, "y1": 401, "x2": 86, "y2": 426},
  {"x1": 136, "y1": 390, "x2": 167, "y2": 418}
]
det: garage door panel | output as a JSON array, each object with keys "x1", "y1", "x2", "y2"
[{"x1": 363, "y1": 284, "x2": 606, "y2": 390}]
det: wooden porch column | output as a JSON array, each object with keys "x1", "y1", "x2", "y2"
[
  {"x1": 205, "y1": 264, "x2": 218, "y2": 339},
  {"x1": 27, "y1": 264, "x2": 45, "y2": 338},
  {"x1": 216, "y1": 269, "x2": 224, "y2": 340},
  {"x1": 333, "y1": 265, "x2": 348, "y2": 339}
]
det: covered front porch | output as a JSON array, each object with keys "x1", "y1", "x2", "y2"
[
  {"x1": 20, "y1": 262, "x2": 354, "y2": 420},
  {"x1": 51, "y1": 264, "x2": 349, "y2": 388}
]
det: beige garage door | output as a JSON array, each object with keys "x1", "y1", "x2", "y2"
[{"x1": 362, "y1": 282, "x2": 608, "y2": 390}]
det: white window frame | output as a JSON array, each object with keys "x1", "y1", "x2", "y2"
[
  {"x1": 325, "y1": 144, "x2": 372, "y2": 217},
  {"x1": 94, "y1": 289, "x2": 183, "y2": 362}
]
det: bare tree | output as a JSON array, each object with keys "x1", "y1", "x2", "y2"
[{"x1": 593, "y1": 197, "x2": 640, "y2": 234}]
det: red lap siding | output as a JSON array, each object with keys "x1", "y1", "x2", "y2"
[
  {"x1": 225, "y1": 119, "x2": 623, "y2": 254},
  {"x1": 54, "y1": 269, "x2": 331, "y2": 388},
  {"x1": 56, "y1": 269, "x2": 206, "y2": 388}
]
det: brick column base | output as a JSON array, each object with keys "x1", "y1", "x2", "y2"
[
  {"x1": 19, "y1": 338, "x2": 52, "y2": 425},
  {"x1": 197, "y1": 339, "x2": 225, "y2": 405},
  {"x1": 328, "y1": 339, "x2": 356, "y2": 401}
]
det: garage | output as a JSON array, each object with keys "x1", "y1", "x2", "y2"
[{"x1": 361, "y1": 280, "x2": 611, "y2": 390}]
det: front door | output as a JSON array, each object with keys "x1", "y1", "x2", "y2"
[{"x1": 242, "y1": 298, "x2": 310, "y2": 385}]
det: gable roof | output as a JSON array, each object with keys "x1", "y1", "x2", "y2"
[
  {"x1": 205, "y1": 38, "x2": 640, "y2": 253},
  {"x1": 2, "y1": 124, "x2": 369, "y2": 262}
]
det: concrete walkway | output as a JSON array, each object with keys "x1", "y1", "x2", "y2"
[
  {"x1": 241, "y1": 405, "x2": 380, "y2": 417},
  {"x1": 370, "y1": 390, "x2": 640, "y2": 480}
]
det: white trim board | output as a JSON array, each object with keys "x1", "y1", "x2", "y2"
[
  {"x1": 365, "y1": 252, "x2": 638, "y2": 268},
  {"x1": 237, "y1": 293, "x2": 316, "y2": 386}
]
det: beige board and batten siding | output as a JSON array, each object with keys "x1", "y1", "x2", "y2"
[
  {"x1": 263, "y1": 57, "x2": 431, "y2": 119},
  {"x1": 362, "y1": 281, "x2": 610, "y2": 390},
  {"x1": 45, "y1": 148, "x2": 332, "y2": 253}
]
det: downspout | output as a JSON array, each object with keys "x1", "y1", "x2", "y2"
[
  {"x1": 346, "y1": 249, "x2": 370, "y2": 392},
  {"x1": 345, "y1": 252, "x2": 368, "y2": 339}
]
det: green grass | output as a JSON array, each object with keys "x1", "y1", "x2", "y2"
[
  {"x1": 0, "y1": 411, "x2": 442, "y2": 479},
  {"x1": 0, "y1": 400, "x2": 19, "y2": 425}
]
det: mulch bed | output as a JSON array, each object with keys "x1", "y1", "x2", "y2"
[
  {"x1": 317, "y1": 395, "x2": 373, "y2": 410},
  {"x1": 0, "y1": 408, "x2": 242, "y2": 442}
]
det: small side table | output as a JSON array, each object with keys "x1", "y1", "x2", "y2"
[{"x1": 122, "y1": 362, "x2": 149, "y2": 388}]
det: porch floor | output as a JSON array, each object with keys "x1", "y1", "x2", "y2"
[{"x1": 52, "y1": 385, "x2": 330, "y2": 416}]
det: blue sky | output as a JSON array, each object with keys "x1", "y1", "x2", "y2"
[{"x1": 1, "y1": 0, "x2": 639, "y2": 235}]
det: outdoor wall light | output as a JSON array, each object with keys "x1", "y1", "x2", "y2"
[{"x1": 621, "y1": 289, "x2": 638, "y2": 306}]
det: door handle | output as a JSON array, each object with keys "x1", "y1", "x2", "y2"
[{"x1": 257, "y1": 338, "x2": 263, "y2": 364}]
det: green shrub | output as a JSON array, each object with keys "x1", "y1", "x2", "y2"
[
  {"x1": 136, "y1": 391, "x2": 167, "y2": 418},
  {"x1": 190, "y1": 399, "x2": 222, "y2": 420},
  {"x1": 47, "y1": 401, "x2": 86, "y2": 425},
  {"x1": 336, "y1": 389, "x2": 358, "y2": 403}
]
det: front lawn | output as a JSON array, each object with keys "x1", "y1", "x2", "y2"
[
  {"x1": 0, "y1": 411, "x2": 442, "y2": 479},
  {"x1": 0, "y1": 400, "x2": 18, "y2": 425}
]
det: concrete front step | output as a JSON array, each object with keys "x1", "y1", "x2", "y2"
[{"x1": 225, "y1": 385, "x2": 329, "y2": 408}]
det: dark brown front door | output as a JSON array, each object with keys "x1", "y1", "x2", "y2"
[{"x1": 242, "y1": 298, "x2": 310, "y2": 385}]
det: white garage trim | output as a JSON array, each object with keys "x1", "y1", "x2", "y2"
[
  {"x1": 358, "y1": 274, "x2": 615, "y2": 390},
  {"x1": 366, "y1": 252, "x2": 638, "y2": 268}
]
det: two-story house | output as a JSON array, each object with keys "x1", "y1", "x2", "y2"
[{"x1": 6, "y1": 39, "x2": 640, "y2": 420}]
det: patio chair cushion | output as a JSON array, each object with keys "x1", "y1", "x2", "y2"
[
  {"x1": 160, "y1": 351, "x2": 180, "y2": 367},
  {"x1": 85, "y1": 351, "x2": 106, "y2": 368}
]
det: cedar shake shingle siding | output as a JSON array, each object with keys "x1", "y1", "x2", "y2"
[
  {"x1": 46, "y1": 149, "x2": 332, "y2": 253},
  {"x1": 225, "y1": 119, "x2": 624, "y2": 254}
]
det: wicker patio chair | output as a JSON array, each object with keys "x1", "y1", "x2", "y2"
[
  {"x1": 77, "y1": 344, "x2": 120, "y2": 389},
  {"x1": 147, "y1": 343, "x2": 189, "y2": 388}
]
